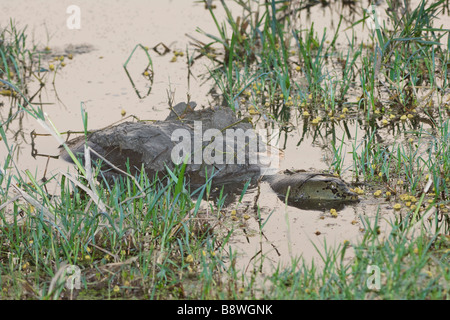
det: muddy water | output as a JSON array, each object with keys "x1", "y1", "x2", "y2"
[
  {"x1": 0, "y1": 0, "x2": 440, "y2": 275},
  {"x1": 1, "y1": 0, "x2": 225, "y2": 179},
  {"x1": 228, "y1": 120, "x2": 371, "y2": 273}
]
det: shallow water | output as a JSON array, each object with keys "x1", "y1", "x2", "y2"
[
  {"x1": 1, "y1": 0, "x2": 447, "y2": 273},
  {"x1": 1, "y1": 0, "x2": 225, "y2": 178}
]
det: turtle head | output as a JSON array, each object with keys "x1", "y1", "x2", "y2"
[{"x1": 321, "y1": 177, "x2": 359, "y2": 201}]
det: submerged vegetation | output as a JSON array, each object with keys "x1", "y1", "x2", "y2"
[
  {"x1": 198, "y1": 0, "x2": 450, "y2": 227},
  {"x1": 0, "y1": 0, "x2": 449, "y2": 299}
]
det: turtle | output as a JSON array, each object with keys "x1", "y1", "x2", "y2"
[
  {"x1": 263, "y1": 171, "x2": 359, "y2": 210},
  {"x1": 60, "y1": 101, "x2": 359, "y2": 207}
]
